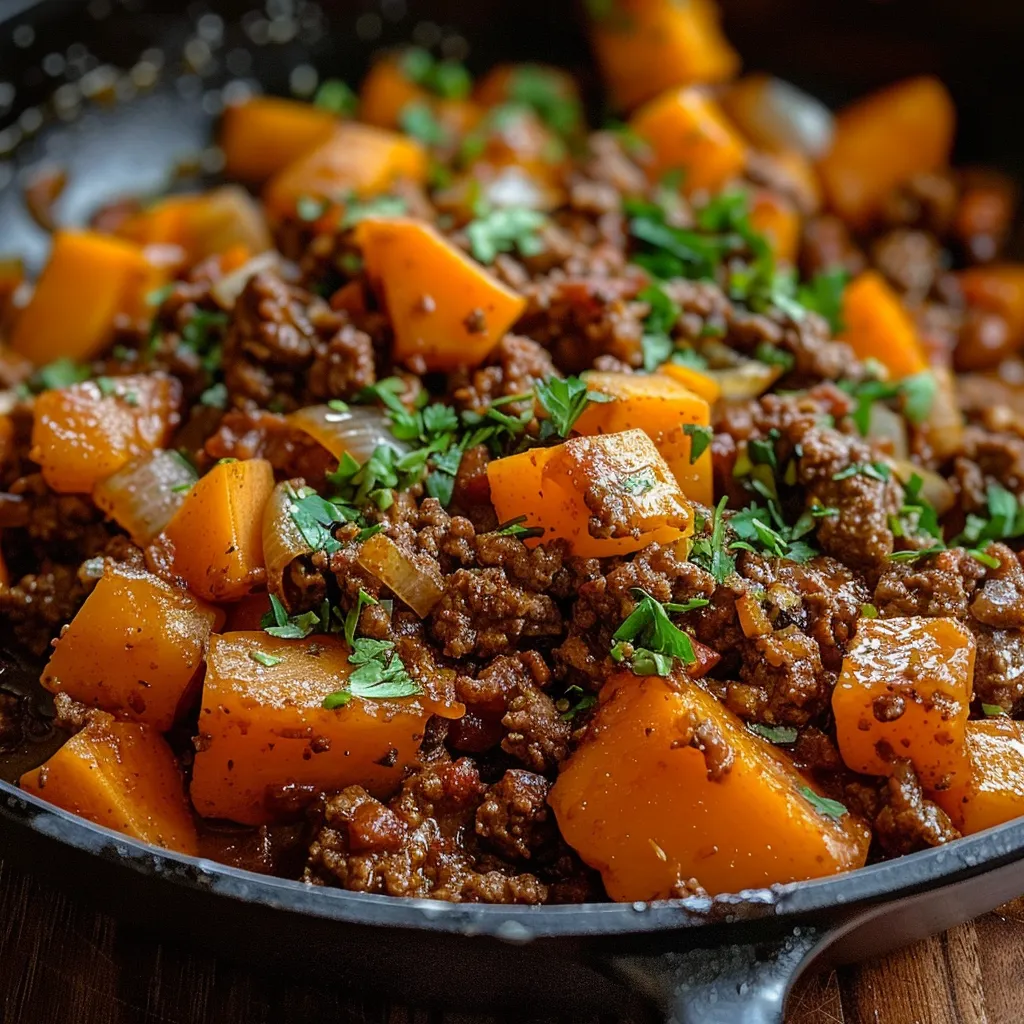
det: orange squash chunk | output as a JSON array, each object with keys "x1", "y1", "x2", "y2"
[
  {"x1": 576, "y1": 371, "x2": 713, "y2": 505},
  {"x1": 360, "y1": 56, "x2": 432, "y2": 130},
  {"x1": 932, "y1": 719, "x2": 1024, "y2": 835},
  {"x1": 224, "y1": 593, "x2": 272, "y2": 632},
  {"x1": 355, "y1": 217, "x2": 526, "y2": 371},
  {"x1": 263, "y1": 123, "x2": 427, "y2": 221},
  {"x1": 159, "y1": 458, "x2": 275, "y2": 603},
  {"x1": 958, "y1": 265, "x2": 1024, "y2": 348},
  {"x1": 30, "y1": 373, "x2": 182, "y2": 494},
  {"x1": 41, "y1": 565, "x2": 224, "y2": 731},
  {"x1": 550, "y1": 673, "x2": 870, "y2": 900},
  {"x1": 750, "y1": 190, "x2": 801, "y2": 265},
  {"x1": 591, "y1": 0, "x2": 739, "y2": 112},
  {"x1": 475, "y1": 64, "x2": 582, "y2": 131},
  {"x1": 658, "y1": 361, "x2": 721, "y2": 404},
  {"x1": 840, "y1": 271, "x2": 929, "y2": 379},
  {"x1": 818, "y1": 77, "x2": 955, "y2": 230},
  {"x1": 10, "y1": 231, "x2": 154, "y2": 365},
  {"x1": 190, "y1": 633, "x2": 463, "y2": 825},
  {"x1": 220, "y1": 97, "x2": 338, "y2": 182},
  {"x1": 832, "y1": 617, "x2": 975, "y2": 789},
  {"x1": 629, "y1": 87, "x2": 748, "y2": 195},
  {"x1": 487, "y1": 428, "x2": 693, "y2": 558},
  {"x1": 20, "y1": 714, "x2": 198, "y2": 855}
]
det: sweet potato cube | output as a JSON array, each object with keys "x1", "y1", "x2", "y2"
[
  {"x1": 159, "y1": 458, "x2": 275, "y2": 603},
  {"x1": 355, "y1": 217, "x2": 526, "y2": 371},
  {"x1": 220, "y1": 97, "x2": 339, "y2": 182},
  {"x1": 359, "y1": 56, "x2": 432, "y2": 130},
  {"x1": 550, "y1": 674, "x2": 871, "y2": 900},
  {"x1": 576, "y1": 371, "x2": 713, "y2": 505},
  {"x1": 749, "y1": 190, "x2": 801, "y2": 265},
  {"x1": 190, "y1": 633, "x2": 462, "y2": 825},
  {"x1": 20, "y1": 714, "x2": 198, "y2": 856},
  {"x1": 41, "y1": 565, "x2": 224, "y2": 731},
  {"x1": 487, "y1": 428, "x2": 693, "y2": 558},
  {"x1": 30, "y1": 373, "x2": 182, "y2": 494},
  {"x1": 841, "y1": 271, "x2": 929, "y2": 379},
  {"x1": 629, "y1": 87, "x2": 748, "y2": 195},
  {"x1": 832, "y1": 617, "x2": 975, "y2": 789},
  {"x1": 263, "y1": 123, "x2": 427, "y2": 220},
  {"x1": 591, "y1": 0, "x2": 739, "y2": 112},
  {"x1": 818, "y1": 77, "x2": 955, "y2": 230},
  {"x1": 10, "y1": 231, "x2": 154, "y2": 364},
  {"x1": 932, "y1": 719, "x2": 1024, "y2": 835}
]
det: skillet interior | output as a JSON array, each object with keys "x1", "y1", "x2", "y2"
[{"x1": 4, "y1": 0, "x2": 1024, "y2": 976}]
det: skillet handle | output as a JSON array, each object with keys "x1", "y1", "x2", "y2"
[{"x1": 603, "y1": 925, "x2": 825, "y2": 1024}]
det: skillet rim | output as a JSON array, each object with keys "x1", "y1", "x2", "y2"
[{"x1": 5, "y1": 778, "x2": 1024, "y2": 939}]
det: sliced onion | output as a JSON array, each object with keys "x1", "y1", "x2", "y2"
[
  {"x1": 262, "y1": 479, "x2": 315, "y2": 597},
  {"x1": 188, "y1": 185, "x2": 272, "y2": 261},
  {"x1": 210, "y1": 251, "x2": 281, "y2": 309},
  {"x1": 892, "y1": 460, "x2": 956, "y2": 515},
  {"x1": 93, "y1": 450, "x2": 198, "y2": 545},
  {"x1": 289, "y1": 404, "x2": 409, "y2": 463},
  {"x1": 707, "y1": 360, "x2": 782, "y2": 401},
  {"x1": 724, "y1": 75, "x2": 835, "y2": 158},
  {"x1": 920, "y1": 366, "x2": 964, "y2": 462},
  {"x1": 867, "y1": 402, "x2": 909, "y2": 460},
  {"x1": 357, "y1": 532, "x2": 443, "y2": 618}
]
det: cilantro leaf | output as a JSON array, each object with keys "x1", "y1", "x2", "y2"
[
  {"x1": 505, "y1": 65, "x2": 582, "y2": 136},
  {"x1": 399, "y1": 101, "x2": 448, "y2": 146},
  {"x1": 799, "y1": 786, "x2": 848, "y2": 820},
  {"x1": 690, "y1": 497, "x2": 737, "y2": 583},
  {"x1": 313, "y1": 78, "x2": 358, "y2": 115},
  {"x1": 610, "y1": 588, "x2": 703, "y2": 677},
  {"x1": 557, "y1": 685, "x2": 598, "y2": 721},
  {"x1": 249, "y1": 649, "x2": 283, "y2": 668},
  {"x1": 466, "y1": 206, "x2": 547, "y2": 264},
  {"x1": 796, "y1": 268, "x2": 849, "y2": 334},
  {"x1": 747, "y1": 723, "x2": 798, "y2": 744}
]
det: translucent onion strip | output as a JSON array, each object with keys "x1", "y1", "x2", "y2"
[
  {"x1": 262, "y1": 480, "x2": 315, "y2": 597},
  {"x1": 210, "y1": 250, "x2": 281, "y2": 309},
  {"x1": 724, "y1": 75, "x2": 835, "y2": 158},
  {"x1": 93, "y1": 450, "x2": 198, "y2": 545},
  {"x1": 289, "y1": 404, "x2": 409, "y2": 463},
  {"x1": 357, "y1": 532, "x2": 444, "y2": 618}
]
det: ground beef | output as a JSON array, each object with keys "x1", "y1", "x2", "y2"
[
  {"x1": 874, "y1": 548, "x2": 986, "y2": 619},
  {"x1": 880, "y1": 172, "x2": 959, "y2": 237},
  {"x1": 305, "y1": 322, "x2": 376, "y2": 400},
  {"x1": 800, "y1": 215, "x2": 866, "y2": 279},
  {"x1": 971, "y1": 627, "x2": 1024, "y2": 711},
  {"x1": 449, "y1": 334, "x2": 556, "y2": 414},
  {"x1": 0, "y1": 562, "x2": 96, "y2": 655},
  {"x1": 304, "y1": 758, "x2": 586, "y2": 903},
  {"x1": 871, "y1": 229, "x2": 944, "y2": 301},
  {"x1": 872, "y1": 760, "x2": 961, "y2": 857}
]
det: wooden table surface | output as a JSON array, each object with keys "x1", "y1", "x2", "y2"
[{"x1": 1, "y1": 858, "x2": 1022, "y2": 1024}]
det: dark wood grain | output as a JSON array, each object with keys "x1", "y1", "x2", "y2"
[{"x1": 1, "y1": 858, "x2": 1022, "y2": 1024}]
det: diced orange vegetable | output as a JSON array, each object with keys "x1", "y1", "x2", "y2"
[
  {"x1": 487, "y1": 428, "x2": 693, "y2": 558},
  {"x1": 355, "y1": 217, "x2": 526, "y2": 372},
  {"x1": 118, "y1": 187, "x2": 271, "y2": 264},
  {"x1": 576, "y1": 371, "x2": 713, "y2": 505},
  {"x1": 0, "y1": 256, "x2": 24, "y2": 331},
  {"x1": 958, "y1": 265, "x2": 1024, "y2": 348},
  {"x1": 750, "y1": 190, "x2": 801, "y2": 265},
  {"x1": 474, "y1": 64, "x2": 582, "y2": 134},
  {"x1": 736, "y1": 592, "x2": 772, "y2": 638},
  {"x1": 9, "y1": 231, "x2": 154, "y2": 365},
  {"x1": 840, "y1": 271, "x2": 929, "y2": 379},
  {"x1": 629, "y1": 87, "x2": 748, "y2": 195},
  {"x1": 159, "y1": 458, "x2": 275, "y2": 603},
  {"x1": 658, "y1": 361, "x2": 721, "y2": 404},
  {"x1": 590, "y1": 0, "x2": 740, "y2": 112},
  {"x1": 360, "y1": 56, "x2": 432, "y2": 130},
  {"x1": 263, "y1": 124, "x2": 427, "y2": 221},
  {"x1": 41, "y1": 565, "x2": 223, "y2": 731},
  {"x1": 220, "y1": 97, "x2": 339, "y2": 182},
  {"x1": 932, "y1": 719, "x2": 1024, "y2": 835},
  {"x1": 832, "y1": 617, "x2": 975, "y2": 789},
  {"x1": 20, "y1": 714, "x2": 198, "y2": 855},
  {"x1": 31, "y1": 373, "x2": 182, "y2": 494},
  {"x1": 190, "y1": 632, "x2": 464, "y2": 824},
  {"x1": 818, "y1": 77, "x2": 956, "y2": 230},
  {"x1": 224, "y1": 593, "x2": 272, "y2": 632},
  {"x1": 550, "y1": 673, "x2": 871, "y2": 900}
]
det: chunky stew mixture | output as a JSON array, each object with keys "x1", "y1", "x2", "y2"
[{"x1": 3, "y1": 0, "x2": 1024, "y2": 904}]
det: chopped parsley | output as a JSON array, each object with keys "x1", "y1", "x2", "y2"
[
  {"x1": 747, "y1": 723, "x2": 798, "y2": 744},
  {"x1": 199, "y1": 381, "x2": 228, "y2": 409},
  {"x1": 683, "y1": 423, "x2": 714, "y2": 462},
  {"x1": 285, "y1": 483, "x2": 358, "y2": 555},
  {"x1": 860, "y1": 603, "x2": 878, "y2": 619},
  {"x1": 637, "y1": 282, "x2": 681, "y2": 371},
  {"x1": 341, "y1": 194, "x2": 407, "y2": 228},
  {"x1": 840, "y1": 372, "x2": 936, "y2": 436},
  {"x1": 535, "y1": 375, "x2": 613, "y2": 439},
  {"x1": 557, "y1": 685, "x2": 598, "y2": 721},
  {"x1": 262, "y1": 594, "x2": 327, "y2": 640},
  {"x1": 313, "y1": 78, "x2": 358, "y2": 115},
  {"x1": 610, "y1": 588, "x2": 707, "y2": 677},
  {"x1": 957, "y1": 483, "x2": 1024, "y2": 549},
  {"x1": 796, "y1": 268, "x2": 849, "y2": 334},
  {"x1": 729, "y1": 499, "x2": 817, "y2": 563},
  {"x1": 398, "y1": 48, "x2": 472, "y2": 100},
  {"x1": 832, "y1": 461, "x2": 891, "y2": 483},
  {"x1": 249, "y1": 649, "x2": 283, "y2": 668},
  {"x1": 887, "y1": 545, "x2": 947, "y2": 563},
  {"x1": 504, "y1": 65, "x2": 582, "y2": 136},
  {"x1": 493, "y1": 515, "x2": 545, "y2": 540},
  {"x1": 753, "y1": 341, "x2": 795, "y2": 373},
  {"x1": 689, "y1": 497, "x2": 736, "y2": 583},
  {"x1": 24, "y1": 357, "x2": 90, "y2": 393},
  {"x1": 466, "y1": 205, "x2": 547, "y2": 264},
  {"x1": 799, "y1": 786, "x2": 848, "y2": 820},
  {"x1": 982, "y1": 703, "x2": 1008, "y2": 718},
  {"x1": 622, "y1": 469, "x2": 657, "y2": 495},
  {"x1": 399, "y1": 101, "x2": 448, "y2": 147}
]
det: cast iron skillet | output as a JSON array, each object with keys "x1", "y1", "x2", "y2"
[{"x1": 3, "y1": 2, "x2": 1024, "y2": 1021}]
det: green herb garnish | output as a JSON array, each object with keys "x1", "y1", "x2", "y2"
[
  {"x1": 799, "y1": 786, "x2": 848, "y2": 820},
  {"x1": 610, "y1": 588, "x2": 707, "y2": 677},
  {"x1": 535, "y1": 375, "x2": 613, "y2": 439}
]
